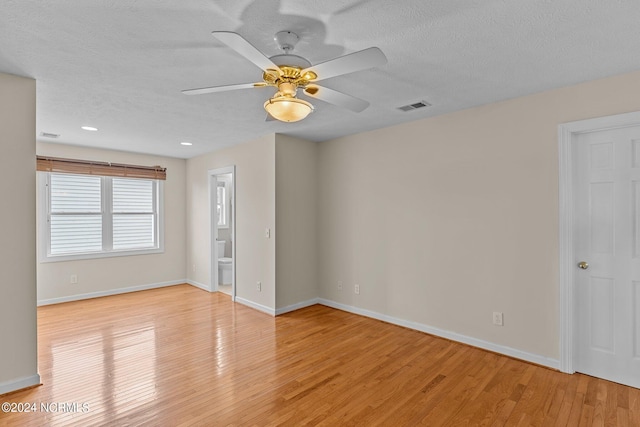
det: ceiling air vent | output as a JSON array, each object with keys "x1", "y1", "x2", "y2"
[
  {"x1": 398, "y1": 101, "x2": 431, "y2": 112},
  {"x1": 40, "y1": 132, "x2": 60, "y2": 138}
]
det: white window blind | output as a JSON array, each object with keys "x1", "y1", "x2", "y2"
[
  {"x1": 112, "y1": 178, "x2": 156, "y2": 250},
  {"x1": 50, "y1": 174, "x2": 103, "y2": 255}
]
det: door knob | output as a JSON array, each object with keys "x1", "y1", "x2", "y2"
[{"x1": 577, "y1": 261, "x2": 589, "y2": 270}]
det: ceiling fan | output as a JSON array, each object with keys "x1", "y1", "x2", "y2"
[{"x1": 182, "y1": 31, "x2": 387, "y2": 123}]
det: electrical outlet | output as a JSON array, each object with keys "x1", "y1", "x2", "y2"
[
  {"x1": 493, "y1": 312, "x2": 504, "y2": 326},
  {"x1": 265, "y1": 228, "x2": 270, "y2": 238},
  {"x1": 337, "y1": 281, "x2": 343, "y2": 291},
  {"x1": 70, "y1": 274, "x2": 78, "y2": 284},
  {"x1": 354, "y1": 284, "x2": 360, "y2": 295},
  {"x1": 257, "y1": 281, "x2": 262, "y2": 292},
  {"x1": 192, "y1": 263, "x2": 196, "y2": 272}
]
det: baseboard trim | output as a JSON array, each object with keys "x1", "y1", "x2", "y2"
[
  {"x1": 275, "y1": 298, "x2": 320, "y2": 315},
  {"x1": 0, "y1": 374, "x2": 41, "y2": 396},
  {"x1": 37, "y1": 283, "x2": 558, "y2": 369},
  {"x1": 186, "y1": 279, "x2": 210, "y2": 292},
  {"x1": 317, "y1": 299, "x2": 560, "y2": 370},
  {"x1": 235, "y1": 297, "x2": 276, "y2": 316},
  {"x1": 37, "y1": 280, "x2": 186, "y2": 306}
]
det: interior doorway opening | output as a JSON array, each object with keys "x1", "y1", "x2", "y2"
[{"x1": 209, "y1": 166, "x2": 236, "y2": 300}]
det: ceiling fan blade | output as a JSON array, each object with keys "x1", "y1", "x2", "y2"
[
  {"x1": 333, "y1": 0, "x2": 374, "y2": 16},
  {"x1": 212, "y1": 31, "x2": 281, "y2": 74},
  {"x1": 303, "y1": 84, "x2": 369, "y2": 112},
  {"x1": 301, "y1": 47, "x2": 387, "y2": 82},
  {"x1": 182, "y1": 82, "x2": 266, "y2": 96}
]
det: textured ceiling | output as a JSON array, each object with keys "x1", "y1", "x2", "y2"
[{"x1": 1, "y1": 0, "x2": 640, "y2": 158}]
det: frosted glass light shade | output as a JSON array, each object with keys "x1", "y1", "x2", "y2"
[{"x1": 264, "y1": 96, "x2": 313, "y2": 122}]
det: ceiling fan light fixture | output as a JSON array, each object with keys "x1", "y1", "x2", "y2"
[
  {"x1": 184, "y1": 32, "x2": 387, "y2": 120},
  {"x1": 264, "y1": 95, "x2": 314, "y2": 123}
]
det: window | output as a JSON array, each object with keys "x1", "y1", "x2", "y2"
[
  {"x1": 217, "y1": 184, "x2": 226, "y2": 228},
  {"x1": 39, "y1": 172, "x2": 163, "y2": 261},
  {"x1": 217, "y1": 179, "x2": 230, "y2": 229},
  {"x1": 112, "y1": 178, "x2": 156, "y2": 250}
]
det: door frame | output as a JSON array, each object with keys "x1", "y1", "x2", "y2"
[
  {"x1": 558, "y1": 110, "x2": 640, "y2": 374},
  {"x1": 209, "y1": 165, "x2": 236, "y2": 301}
]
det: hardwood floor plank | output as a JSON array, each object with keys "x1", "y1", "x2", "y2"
[
  {"x1": 629, "y1": 388, "x2": 640, "y2": 427},
  {"x1": 0, "y1": 284, "x2": 638, "y2": 426}
]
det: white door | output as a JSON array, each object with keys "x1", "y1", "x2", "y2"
[{"x1": 574, "y1": 125, "x2": 640, "y2": 388}]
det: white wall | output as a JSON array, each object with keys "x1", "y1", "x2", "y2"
[
  {"x1": 318, "y1": 70, "x2": 640, "y2": 360},
  {"x1": 275, "y1": 135, "x2": 318, "y2": 310},
  {"x1": 186, "y1": 134, "x2": 276, "y2": 311},
  {"x1": 36, "y1": 142, "x2": 186, "y2": 303},
  {"x1": 0, "y1": 73, "x2": 39, "y2": 394}
]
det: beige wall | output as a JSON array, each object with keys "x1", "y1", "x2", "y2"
[
  {"x1": 186, "y1": 134, "x2": 276, "y2": 310},
  {"x1": 275, "y1": 135, "x2": 318, "y2": 309},
  {"x1": 7, "y1": 66, "x2": 639, "y2": 390},
  {"x1": 0, "y1": 73, "x2": 38, "y2": 393},
  {"x1": 36, "y1": 142, "x2": 186, "y2": 302},
  {"x1": 318, "y1": 70, "x2": 640, "y2": 359}
]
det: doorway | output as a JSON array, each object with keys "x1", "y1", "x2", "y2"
[
  {"x1": 559, "y1": 111, "x2": 640, "y2": 388},
  {"x1": 209, "y1": 166, "x2": 235, "y2": 300}
]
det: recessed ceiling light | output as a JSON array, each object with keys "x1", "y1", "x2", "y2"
[
  {"x1": 180, "y1": 142, "x2": 193, "y2": 146},
  {"x1": 81, "y1": 126, "x2": 98, "y2": 131}
]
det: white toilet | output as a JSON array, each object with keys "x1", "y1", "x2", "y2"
[{"x1": 217, "y1": 240, "x2": 232, "y2": 285}]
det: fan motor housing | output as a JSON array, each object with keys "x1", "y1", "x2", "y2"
[{"x1": 262, "y1": 64, "x2": 317, "y2": 88}]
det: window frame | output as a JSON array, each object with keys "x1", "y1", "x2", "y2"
[{"x1": 38, "y1": 172, "x2": 164, "y2": 263}]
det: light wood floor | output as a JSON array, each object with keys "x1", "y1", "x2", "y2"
[{"x1": 1, "y1": 285, "x2": 638, "y2": 426}]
